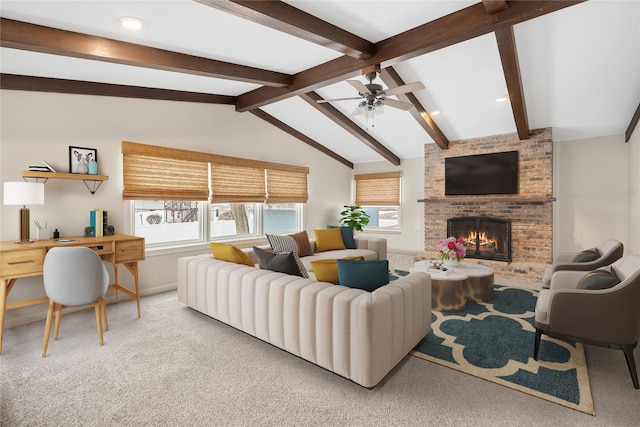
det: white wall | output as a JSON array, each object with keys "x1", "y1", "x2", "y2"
[
  {"x1": 353, "y1": 157, "x2": 425, "y2": 254},
  {"x1": 554, "y1": 134, "x2": 632, "y2": 253},
  {"x1": 0, "y1": 90, "x2": 356, "y2": 327},
  {"x1": 629, "y1": 125, "x2": 640, "y2": 254}
]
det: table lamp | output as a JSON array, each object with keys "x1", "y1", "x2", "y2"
[{"x1": 3, "y1": 182, "x2": 45, "y2": 243}]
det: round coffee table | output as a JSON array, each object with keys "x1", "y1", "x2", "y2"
[{"x1": 411, "y1": 260, "x2": 494, "y2": 311}]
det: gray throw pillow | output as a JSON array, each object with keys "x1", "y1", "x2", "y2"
[
  {"x1": 576, "y1": 269, "x2": 621, "y2": 290},
  {"x1": 265, "y1": 234, "x2": 309, "y2": 278},
  {"x1": 572, "y1": 248, "x2": 600, "y2": 262},
  {"x1": 253, "y1": 246, "x2": 307, "y2": 278}
]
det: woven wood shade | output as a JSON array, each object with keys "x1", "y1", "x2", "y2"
[
  {"x1": 123, "y1": 141, "x2": 309, "y2": 203},
  {"x1": 266, "y1": 168, "x2": 308, "y2": 203},
  {"x1": 122, "y1": 142, "x2": 209, "y2": 200},
  {"x1": 210, "y1": 163, "x2": 266, "y2": 203},
  {"x1": 355, "y1": 172, "x2": 401, "y2": 206}
]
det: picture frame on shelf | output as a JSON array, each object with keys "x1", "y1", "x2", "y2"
[{"x1": 68, "y1": 146, "x2": 97, "y2": 174}]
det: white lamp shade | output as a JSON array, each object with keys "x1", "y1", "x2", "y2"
[{"x1": 3, "y1": 182, "x2": 45, "y2": 205}]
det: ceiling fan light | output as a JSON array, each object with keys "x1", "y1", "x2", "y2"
[
  {"x1": 365, "y1": 108, "x2": 375, "y2": 120},
  {"x1": 375, "y1": 101, "x2": 384, "y2": 115}
]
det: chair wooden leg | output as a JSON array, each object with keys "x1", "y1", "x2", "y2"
[
  {"x1": 53, "y1": 305, "x2": 62, "y2": 340},
  {"x1": 621, "y1": 345, "x2": 639, "y2": 389},
  {"x1": 42, "y1": 300, "x2": 55, "y2": 357},
  {"x1": 94, "y1": 302, "x2": 104, "y2": 346},
  {"x1": 101, "y1": 297, "x2": 109, "y2": 331}
]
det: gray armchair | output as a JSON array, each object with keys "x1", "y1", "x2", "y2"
[
  {"x1": 534, "y1": 255, "x2": 640, "y2": 389},
  {"x1": 542, "y1": 239, "x2": 624, "y2": 288}
]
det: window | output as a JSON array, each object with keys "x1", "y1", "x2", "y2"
[
  {"x1": 355, "y1": 172, "x2": 401, "y2": 232},
  {"x1": 133, "y1": 200, "x2": 204, "y2": 246},
  {"x1": 209, "y1": 203, "x2": 301, "y2": 240},
  {"x1": 124, "y1": 142, "x2": 308, "y2": 248}
]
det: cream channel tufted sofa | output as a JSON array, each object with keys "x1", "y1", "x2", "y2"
[{"x1": 177, "y1": 245, "x2": 431, "y2": 388}]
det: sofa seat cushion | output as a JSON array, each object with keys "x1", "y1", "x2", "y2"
[{"x1": 301, "y1": 249, "x2": 377, "y2": 272}]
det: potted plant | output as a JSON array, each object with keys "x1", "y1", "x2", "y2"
[{"x1": 339, "y1": 205, "x2": 371, "y2": 232}]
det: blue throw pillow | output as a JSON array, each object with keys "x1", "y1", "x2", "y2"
[
  {"x1": 336, "y1": 259, "x2": 389, "y2": 292},
  {"x1": 327, "y1": 225, "x2": 356, "y2": 249}
]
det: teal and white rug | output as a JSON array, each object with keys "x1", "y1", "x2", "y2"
[{"x1": 411, "y1": 285, "x2": 594, "y2": 415}]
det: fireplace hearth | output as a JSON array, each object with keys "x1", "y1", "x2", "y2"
[{"x1": 447, "y1": 217, "x2": 512, "y2": 262}]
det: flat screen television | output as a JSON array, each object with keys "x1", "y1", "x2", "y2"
[{"x1": 445, "y1": 151, "x2": 518, "y2": 195}]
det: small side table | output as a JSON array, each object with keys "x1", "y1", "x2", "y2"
[{"x1": 411, "y1": 261, "x2": 494, "y2": 311}]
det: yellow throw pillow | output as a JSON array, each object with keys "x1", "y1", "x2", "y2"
[
  {"x1": 313, "y1": 228, "x2": 346, "y2": 252},
  {"x1": 210, "y1": 243, "x2": 255, "y2": 267},
  {"x1": 311, "y1": 256, "x2": 364, "y2": 284}
]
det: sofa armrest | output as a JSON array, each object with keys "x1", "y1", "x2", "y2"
[
  {"x1": 549, "y1": 270, "x2": 589, "y2": 290},
  {"x1": 355, "y1": 237, "x2": 387, "y2": 260}
]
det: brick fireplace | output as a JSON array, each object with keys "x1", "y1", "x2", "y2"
[{"x1": 419, "y1": 128, "x2": 554, "y2": 283}]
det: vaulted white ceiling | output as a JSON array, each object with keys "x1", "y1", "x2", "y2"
[{"x1": 1, "y1": 1, "x2": 638, "y2": 166}]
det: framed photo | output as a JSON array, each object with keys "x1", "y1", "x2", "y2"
[{"x1": 69, "y1": 146, "x2": 97, "y2": 174}]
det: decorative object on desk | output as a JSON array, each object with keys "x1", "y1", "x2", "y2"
[
  {"x1": 105, "y1": 225, "x2": 115, "y2": 236},
  {"x1": 339, "y1": 205, "x2": 370, "y2": 232},
  {"x1": 84, "y1": 226, "x2": 94, "y2": 237},
  {"x1": 53, "y1": 229, "x2": 60, "y2": 238},
  {"x1": 34, "y1": 220, "x2": 50, "y2": 240},
  {"x1": 437, "y1": 236, "x2": 466, "y2": 262},
  {"x1": 88, "y1": 159, "x2": 98, "y2": 175},
  {"x1": 68, "y1": 146, "x2": 97, "y2": 174},
  {"x1": 3, "y1": 182, "x2": 45, "y2": 243}
]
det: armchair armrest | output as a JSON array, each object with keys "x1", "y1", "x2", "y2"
[
  {"x1": 549, "y1": 270, "x2": 590, "y2": 290},
  {"x1": 546, "y1": 288, "x2": 639, "y2": 345}
]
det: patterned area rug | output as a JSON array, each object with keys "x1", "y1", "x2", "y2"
[{"x1": 411, "y1": 285, "x2": 595, "y2": 415}]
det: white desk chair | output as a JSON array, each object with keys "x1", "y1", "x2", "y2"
[{"x1": 42, "y1": 247, "x2": 110, "y2": 357}]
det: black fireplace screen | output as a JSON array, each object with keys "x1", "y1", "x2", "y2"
[{"x1": 447, "y1": 217, "x2": 512, "y2": 262}]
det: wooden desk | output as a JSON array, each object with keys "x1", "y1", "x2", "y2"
[{"x1": 0, "y1": 234, "x2": 145, "y2": 353}]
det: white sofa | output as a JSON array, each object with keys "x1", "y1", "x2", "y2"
[{"x1": 177, "y1": 245, "x2": 431, "y2": 388}]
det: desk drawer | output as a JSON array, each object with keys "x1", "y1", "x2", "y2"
[
  {"x1": 1, "y1": 249, "x2": 44, "y2": 277},
  {"x1": 115, "y1": 240, "x2": 144, "y2": 262}
]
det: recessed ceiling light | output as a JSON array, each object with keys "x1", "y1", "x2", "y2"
[
  {"x1": 495, "y1": 96, "x2": 508, "y2": 103},
  {"x1": 119, "y1": 16, "x2": 144, "y2": 30}
]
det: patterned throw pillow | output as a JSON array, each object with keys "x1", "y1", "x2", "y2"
[{"x1": 265, "y1": 234, "x2": 309, "y2": 278}]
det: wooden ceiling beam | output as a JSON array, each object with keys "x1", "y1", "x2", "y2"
[
  {"x1": 0, "y1": 18, "x2": 292, "y2": 88},
  {"x1": 495, "y1": 26, "x2": 530, "y2": 140},
  {"x1": 379, "y1": 67, "x2": 449, "y2": 149},
  {"x1": 236, "y1": 1, "x2": 584, "y2": 112},
  {"x1": 299, "y1": 92, "x2": 401, "y2": 166},
  {"x1": 0, "y1": 74, "x2": 236, "y2": 104},
  {"x1": 482, "y1": 0, "x2": 508, "y2": 14},
  {"x1": 625, "y1": 102, "x2": 640, "y2": 143},
  {"x1": 250, "y1": 109, "x2": 353, "y2": 168},
  {"x1": 199, "y1": 0, "x2": 375, "y2": 60}
]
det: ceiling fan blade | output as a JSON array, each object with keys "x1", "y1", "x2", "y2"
[
  {"x1": 347, "y1": 79, "x2": 372, "y2": 95},
  {"x1": 381, "y1": 81, "x2": 425, "y2": 97},
  {"x1": 384, "y1": 98, "x2": 414, "y2": 111},
  {"x1": 317, "y1": 97, "x2": 362, "y2": 103}
]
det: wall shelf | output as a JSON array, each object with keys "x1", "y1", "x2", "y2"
[
  {"x1": 22, "y1": 171, "x2": 109, "y2": 194},
  {"x1": 418, "y1": 197, "x2": 556, "y2": 203}
]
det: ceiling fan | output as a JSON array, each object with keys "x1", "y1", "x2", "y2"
[{"x1": 317, "y1": 67, "x2": 425, "y2": 121}]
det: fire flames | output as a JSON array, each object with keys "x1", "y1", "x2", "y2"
[{"x1": 464, "y1": 231, "x2": 498, "y2": 251}]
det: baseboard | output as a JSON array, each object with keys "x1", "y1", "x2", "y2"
[{"x1": 4, "y1": 283, "x2": 178, "y2": 329}]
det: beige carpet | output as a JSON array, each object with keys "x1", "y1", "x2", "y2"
[{"x1": 1, "y1": 290, "x2": 638, "y2": 426}]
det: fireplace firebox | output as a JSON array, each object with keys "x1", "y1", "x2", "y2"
[{"x1": 447, "y1": 217, "x2": 512, "y2": 262}]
